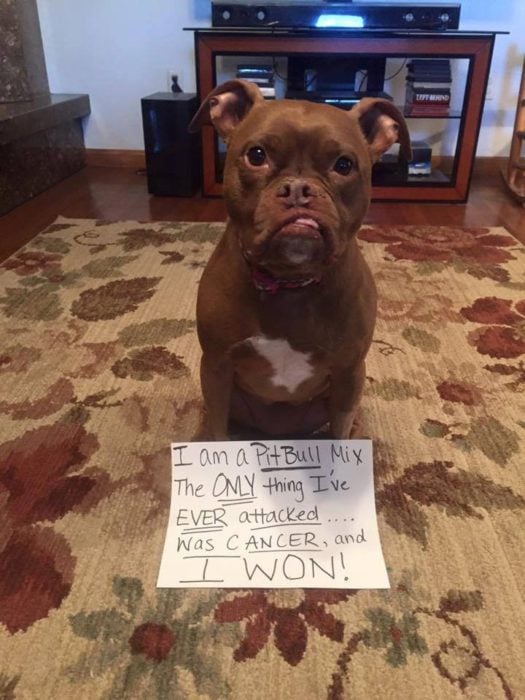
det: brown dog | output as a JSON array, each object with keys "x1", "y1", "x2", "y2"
[{"x1": 190, "y1": 79, "x2": 410, "y2": 440}]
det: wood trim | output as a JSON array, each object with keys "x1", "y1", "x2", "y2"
[
  {"x1": 85, "y1": 149, "x2": 146, "y2": 169},
  {"x1": 372, "y1": 185, "x2": 464, "y2": 203},
  {"x1": 473, "y1": 156, "x2": 508, "y2": 176},
  {"x1": 197, "y1": 32, "x2": 492, "y2": 57},
  {"x1": 197, "y1": 36, "x2": 218, "y2": 196},
  {"x1": 453, "y1": 37, "x2": 494, "y2": 200}
]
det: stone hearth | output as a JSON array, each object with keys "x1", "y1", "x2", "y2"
[{"x1": 0, "y1": 0, "x2": 90, "y2": 216}]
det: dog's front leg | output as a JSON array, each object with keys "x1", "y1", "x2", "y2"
[
  {"x1": 328, "y1": 361, "x2": 366, "y2": 439},
  {"x1": 200, "y1": 353, "x2": 233, "y2": 440}
]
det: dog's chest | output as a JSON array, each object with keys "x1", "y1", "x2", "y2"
[
  {"x1": 231, "y1": 334, "x2": 328, "y2": 401},
  {"x1": 249, "y1": 336, "x2": 313, "y2": 391}
]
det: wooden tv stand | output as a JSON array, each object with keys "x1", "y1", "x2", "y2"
[{"x1": 191, "y1": 28, "x2": 500, "y2": 202}]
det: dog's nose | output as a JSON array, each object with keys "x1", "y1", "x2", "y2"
[{"x1": 276, "y1": 179, "x2": 312, "y2": 207}]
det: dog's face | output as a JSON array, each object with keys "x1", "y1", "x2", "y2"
[
  {"x1": 223, "y1": 99, "x2": 372, "y2": 278},
  {"x1": 191, "y1": 80, "x2": 410, "y2": 278}
]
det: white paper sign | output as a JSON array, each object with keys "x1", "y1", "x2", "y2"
[{"x1": 157, "y1": 440, "x2": 389, "y2": 589}]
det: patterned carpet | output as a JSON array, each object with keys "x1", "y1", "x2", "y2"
[{"x1": 0, "y1": 218, "x2": 524, "y2": 699}]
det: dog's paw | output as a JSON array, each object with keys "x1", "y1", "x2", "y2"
[
  {"x1": 191, "y1": 413, "x2": 213, "y2": 441},
  {"x1": 349, "y1": 414, "x2": 364, "y2": 439}
]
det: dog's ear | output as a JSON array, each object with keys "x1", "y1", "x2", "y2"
[
  {"x1": 188, "y1": 79, "x2": 265, "y2": 141},
  {"x1": 351, "y1": 98, "x2": 412, "y2": 163}
]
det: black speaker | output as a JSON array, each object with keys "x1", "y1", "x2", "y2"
[{"x1": 141, "y1": 92, "x2": 201, "y2": 197}]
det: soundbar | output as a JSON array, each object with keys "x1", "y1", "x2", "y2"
[{"x1": 212, "y1": 1, "x2": 461, "y2": 30}]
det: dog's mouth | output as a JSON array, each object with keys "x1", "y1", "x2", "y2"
[
  {"x1": 246, "y1": 208, "x2": 339, "y2": 277},
  {"x1": 273, "y1": 216, "x2": 323, "y2": 241},
  {"x1": 260, "y1": 214, "x2": 334, "y2": 269}
]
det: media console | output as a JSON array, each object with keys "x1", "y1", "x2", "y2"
[{"x1": 190, "y1": 28, "x2": 502, "y2": 202}]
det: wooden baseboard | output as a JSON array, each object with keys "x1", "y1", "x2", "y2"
[
  {"x1": 85, "y1": 149, "x2": 146, "y2": 169},
  {"x1": 472, "y1": 156, "x2": 507, "y2": 176}
]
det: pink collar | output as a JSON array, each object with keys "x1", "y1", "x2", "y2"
[{"x1": 250, "y1": 266, "x2": 320, "y2": 295}]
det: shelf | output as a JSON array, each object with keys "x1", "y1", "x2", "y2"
[
  {"x1": 187, "y1": 28, "x2": 508, "y2": 38},
  {"x1": 373, "y1": 168, "x2": 451, "y2": 187},
  {"x1": 402, "y1": 109, "x2": 462, "y2": 120}
]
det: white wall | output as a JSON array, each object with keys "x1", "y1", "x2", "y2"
[
  {"x1": 37, "y1": 0, "x2": 524, "y2": 156},
  {"x1": 37, "y1": 0, "x2": 209, "y2": 150}
]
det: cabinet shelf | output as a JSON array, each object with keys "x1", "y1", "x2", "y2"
[
  {"x1": 401, "y1": 109, "x2": 462, "y2": 120},
  {"x1": 373, "y1": 169, "x2": 451, "y2": 187}
]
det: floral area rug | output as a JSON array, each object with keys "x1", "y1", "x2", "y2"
[{"x1": 0, "y1": 218, "x2": 524, "y2": 699}]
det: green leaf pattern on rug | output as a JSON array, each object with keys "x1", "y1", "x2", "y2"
[
  {"x1": 69, "y1": 608, "x2": 130, "y2": 642},
  {"x1": 420, "y1": 419, "x2": 451, "y2": 439},
  {"x1": 118, "y1": 228, "x2": 180, "y2": 252},
  {"x1": 118, "y1": 318, "x2": 196, "y2": 347},
  {"x1": 160, "y1": 222, "x2": 223, "y2": 244},
  {"x1": 362, "y1": 608, "x2": 428, "y2": 667},
  {"x1": 71, "y1": 277, "x2": 161, "y2": 321},
  {"x1": 367, "y1": 377, "x2": 420, "y2": 401},
  {"x1": 466, "y1": 416, "x2": 520, "y2": 467},
  {"x1": 112, "y1": 575, "x2": 145, "y2": 615},
  {"x1": 33, "y1": 236, "x2": 72, "y2": 254},
  {"x1": 111, "y1": 346, "x2": 189, "y2": 381},
  {"x1": 414, "y1": 261, "x2": 448, "y2": 276},
  {"x1": 18, "y1": 275, "x2": 44, "y2": 288},
  {"x1": 81, "y1": 255, "x2": 139, "y2": 279},
  {"x1": 0, "y1": 285, "x2": 63, "y2": 320},
  {"x1": 402, "y1": 326, "x2": 441, "y2": 353},
  {"x1": 377, "y1": 460, "x2": 525, "y2": 547},
  {"x1": 67, "y1": 577, "x2": 237, "y2": 699}
]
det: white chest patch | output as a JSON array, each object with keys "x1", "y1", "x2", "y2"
[{"x1": 248, "y1": 335, "x2": 314, "y2": 393}]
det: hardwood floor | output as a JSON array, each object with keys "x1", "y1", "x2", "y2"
[{"x1": 1, "y1": 164, "x2": 524, "y2": 262}]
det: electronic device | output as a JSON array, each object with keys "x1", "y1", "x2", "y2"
[
  {"x1": 285, "y1": 54, "x2": 392, "y2": 108},
  {"x1": 212, "y1": 1, "x2": 461, "y2": 30},
  {"x1": 141, "y1": 92, "x2": 201, "y2": 197},
  {"x1": 407, "y1": 140, "x2": 432, "y2": 175}
]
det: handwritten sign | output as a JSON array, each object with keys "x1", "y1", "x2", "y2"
[{"x1": 157, "y1": 440, "x2": 389, "y2": 589}]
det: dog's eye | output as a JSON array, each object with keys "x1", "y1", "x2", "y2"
[
  {"x1": 245, "y1": 146, "x2": 267, "y2": 167},
  {"x1": 333, "y1": 156, "x2": 354, "y2": 176}
]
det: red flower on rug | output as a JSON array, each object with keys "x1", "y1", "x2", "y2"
[
  {"x1": 460, "y1": 297, "x2": 525, "y2": 359},
  {"x1": 1, "y1": 250, "x2": 63, "y2": 276},
  {"x1": 0, "y1": 420, "x2": 101, "y2": 633},
  {"x1": 359, "y1": 226, "x2": 516, "y2": 269},
  {"x1": 68, "y1": 576, "x2": 229, "y2": 696},
  {"x1": 129, "y1": 622, "x2": 176, "y2": 662},
  {"x1": 436, "y1": 380, "x2": 482, "y2": 406},
  {"x1": 214, "y1": 589, "x2": 354, "y2": 666}
]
